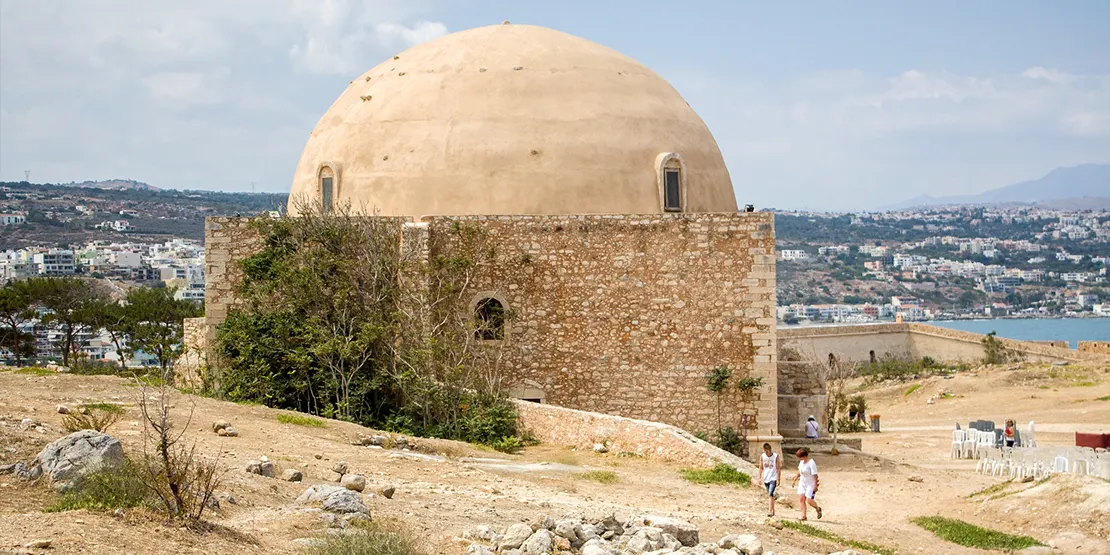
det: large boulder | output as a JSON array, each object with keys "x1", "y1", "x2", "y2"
[
  {"x1": 296, "y1": 484, "x2": 347, "y2": 505},
  {"x1": 33, "y1": 430, "x2": 124, "y2": 485},
  {"x1": 641, "y1": 516, "x2": 699, "y2": 547},
  {"x1": 718, "y1": 534, "x2": 762, "y2": 555},
  {"x1": 521, "y1": 529, "x2": 553, "y2": 555},
  {"x1": 341, "y1": 474, "x2": 367, "y2": 492},
  {"x1": 499, "y1": 523, "x2": 535, "y2": 551},
  {"x1": 581, "y1": 538, "x2": 614, "y2": 555},
  {"x1": 322, "y1": 489, "x2": 369, "y2": 515}
]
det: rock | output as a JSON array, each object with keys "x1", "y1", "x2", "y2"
[
  {"x1": 25, "y1": 539, "x2": 52, "y2": 548},
  {"x1": 908, "y1": 475, "x2": 924, "y2": 483},
  {"x1": 500, "y1": 523, "x2": 535, "y2": 550},
  {"x1": 719, "y1": 534, "x2": 762, "y2": 555},
  {"x1": 464, "y1": 525, "x2": 500, "y2": 541},
  {"x1": 468, "y1": 544, "x2": 496, "y2": 555},
  {"x1": 218, "y1": 426, "x2": 239, "y2": 437},
  {"x1": 378, "y1": 485, "x2": 396, "y2": 499},
  {"x1": 768, "y1": 519, "x2": 783, "y2": 530},
  {"x1": 582, "y1": 538, "x2": 612, "y2": 555},
  {"x1": 332, "y1": 461, "x2": 348, "y2": 476},
  {"x1": 828, "y1": 551, "x2": 864, "y2": 555},
  {"x1": 56, "y1": 405, "x2": 69, "y2": 414},
  {"x1": 600, "y1": 515, "x2": 624, "y2": 536},
  {"x1": 293, "y1": 538, "x2": 325, "y2": 548},
  {"x1": 297, "y1": 484, "x2": 347, "y2": 504},
  {"x1": 626, "y1": 528, "x2": 666, "y2": 553},
  {"x1": 344, "y1": 512, "x2": 372, "y2": 525},
  {"x1": 259, "y1": 460, "x2": 275, "y2": 478},
  {"x1": 530, "y1": 515, "x2": 555, "y2": 531},
  {"x1": 641, "y1": 516, "x2": 699, "y2": 547},
  {"x1": 282, "y1": 469, "x2": 303, "y2": 482},
  {"x1": 593, "y1": 443, "x2": 609, "y2": 453},
  {"x1": 322, "y1": 489, "x2": 369, "y2": 515},
  {"x1": 341, "y1": 474, "x2": 366, "y2": 492},
  {"x1": 314, "y1": 453, "x2": 323, "y2": 459},
  {"x1": 554, "y1": 519, "x2": 580, "y2": 542},
  {"x1": 33, "y1": 430, "x2": 124, "y2": 485},
  {"x1": 575, "y1": 523, "x2": 601, "y2": 544},
  {"x1": 395, "y1": 436, "x2": 409, "y2": 447},
  {"x1": 553, "y1": 536, "x2": 571, "y2": 551},
  {"x1": 369, "y1": 435, "x2": 387, "y2": 446},
  {"x1": 696, "y1": 543, "x2": 721, "y2": 554},
  {"x1": 661, "y1": 533, "x2": 682, "y2": 552},
  {"x1": 245, "y1": 461, "x2": 262, "y2": 474},
  {"x1": 212, "y1": 421, "x2": 230, "y2": 433},
  {"x1": 221, "y1": 493, "x2": 237, "y2": 505},
  {"x1": 20, "y1": 418, "x2": 36, "y2": 430},
  {"x1": 522, "y1": 529, "x2": 554, "y2": 555}
]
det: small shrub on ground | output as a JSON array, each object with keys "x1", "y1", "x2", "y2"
[
  {"x1": 491, "y1": 436, "x2": 523, "y2": 453},
  {"x1": 781, "y1": 520, "x2": 894, "y2": 555},
  {"x1": 46, "y1": 459, "x2": 149, "y2": 512},
  {"x1": 1097, "y1": 395, "x2": 1110, "y2": 401},
  {"x1": 78, "y1": 402, "x2": 126, "y2": 413},
  {"x1": 277, "y1": 413, "x2": 328, "y2": 428},
  {"x1": 912, "y1": 516, "x2": 1043, "y2": 550},
  {"x1": 303, "y1": 520, "x2": 427, "y2": 555},
  {"x1": 715, "y1": 427, "x2": 743, "y2": 455},
  {"x1": 68, "y1": 360, "x2": 128, "y2": 376},
  {"x1": 903, "y1": 384, "x2": 921, "y2": 396},
  {"x1": 982, "y1": 331, "x2": 1023, "y2": 365},
  {"x1": 833, "y1": 417, "x2": 867, "y2": 433},
  {"x1": 680, "y1": 463, "x2": 750, "y2": 486},
  {"x1": 967, "y1": 480, "x2": 1011, "y2": 498},
  {"x1": 62, "y1": 406, "x2": 124, "y2": 433},
  {"x1": 579, "y1": 470, "x2": 618, "y2": 484},
  {"x1": 14, "y1": 367, "x2": 53, "y2": 376}
]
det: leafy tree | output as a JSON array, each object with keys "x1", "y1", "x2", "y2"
[
  {"x1": 29, "y1": 277, "x2": 102, "y2": 366},
  {"x1": 124, "y1": 287, "x2": 201, "y2": 374},
  {"x1": 0, "y1": 281, "x2": 37, "y2": 366},
  {"x1": 86, "y1": 298, "x2": 133, "y2": 370},
  {"x1": 705, "y1": 366, "x2": 732, "y2": 433}
]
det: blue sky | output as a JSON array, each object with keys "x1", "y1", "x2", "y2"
[{"x1": 1, "y1": 0, "x2": 1107, "y2": 210}]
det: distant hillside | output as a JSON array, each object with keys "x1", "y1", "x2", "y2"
[
  {"x1": 66, "y1": 179, "x2": 161, "y2": 192},
  {"x1": 884, "y1": 164, "x2": 1110, "y2": 210}
]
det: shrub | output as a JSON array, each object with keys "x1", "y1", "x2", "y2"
[
  {"x1": 680, "y1": 463, "x2": 751, "y2": 486},
  {"x1": 579, "y1": 470, "x2": 618, "y2": 484},
  {"x1": 68, "y1": 359, "x2": 128, "y2": 376},
  {"x1": 62, "y1": 407, "x2": 124, "y2": 433},
  {"x1": 715, "y1": 427, "x2": 743, "y2": 455},
  {"x1": 903, "y1": 384, "x2": 922, "y2": 396},
  {"x1": 912, "y1": 516, "x2": 1043, "y2": 550},
  {"x1": 982, "y1": 332, "x2": 1023, "y2": 365},
  {"x1": 833, "y1": 417, "x2": 867, "y2": 433},
  {"x1": 277, "y1": 413, "x2": 328, "y2": 428},
  {"x1": 303, "y1": 520, "x2": 427, "y2": 555},
  {"x1": 736, "y1": 376, "x2": 764, "y2": 393},
  {"x1": 781, "y1": 520, "x2": 894, "y2": 555},
  {"x1": 491, "y1": 436, "x2": 523, "y2": 453},
  {"x1": 46, "y1": 459, "x2": 149, "y2": 512},
  {"x1": 13, "y1": 367, "x2": 54, "y2": 376}
]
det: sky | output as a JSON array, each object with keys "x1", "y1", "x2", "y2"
[{"x1": 1, "y1": 0, "x2": 1108, "y2": 211}]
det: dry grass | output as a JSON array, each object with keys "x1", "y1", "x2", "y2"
[{"x1": 276, "y1": 413, "x2": 327, "y2": 428}]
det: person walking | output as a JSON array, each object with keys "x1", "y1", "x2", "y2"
[
  {"x1": 759, "y1": 443, "x2": 782, "y2": 517},
  {"x1": 791, "y1": 448, "x2": 823, "y2": 520}
]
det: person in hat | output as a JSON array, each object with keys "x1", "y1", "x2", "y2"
[{"x1": 805, "y1": 415, "x2": 820, "y2": 439}]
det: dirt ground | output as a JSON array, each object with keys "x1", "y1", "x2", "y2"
[{"x1": 1, "y1": 362, "x2": 1108, "y2": 555}]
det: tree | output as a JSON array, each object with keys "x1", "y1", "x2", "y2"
[
  {"x1": 125, "y1": 287, "x2": 201, "y2": 375},
  {"x1": 0, "y1": 281, "x2": 37, "y2": 366},
  {"x1": 86, "y1": 298, "x2": 133, "y2": 370},
  {"x1": 29, "y1": 277, "x2": 102, "y2": 366},
  {"x1": 822, "y1": 354, "x2": 857, "y2": 456},
  {"x1": 705, "y1": 366, "x2": 732, "y2": 433}
]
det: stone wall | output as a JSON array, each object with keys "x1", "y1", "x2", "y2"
[
  {"x1": 201, "y1": 212, "x2": 778, "y2": 441},
  {"x1": 1031, "y1": 340, "x2": 1070, "y2": 349},
  {"x1": 174, "y1": 317, "x2": 207, "y2": 389},
  {"x1": 1079, "y1": 341, "x2": 1110, "y2": 355},
  {"x1": 779, "y1": 323, "x2": 1109, "y2": 364},
  {"x1": 513, "y1": 399, "x2": 763, "y2": 473},
  {"x1": 428, "y1": 213, "x2": 778, "y2": 438},
  {"x1": 776, "y1": 361, "x2": 827, "y2": 439}
]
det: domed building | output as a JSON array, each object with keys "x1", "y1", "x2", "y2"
[
  {"x1": 288, "y1": 23, "x2": 737, "y2": 216},
  {"x1": 198, "y1": 24, "x2": 780, "y2": 458}
]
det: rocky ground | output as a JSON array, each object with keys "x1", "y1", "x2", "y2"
[{"x1": 1, "y1": 362, "x2": 1108, "y2": 555}]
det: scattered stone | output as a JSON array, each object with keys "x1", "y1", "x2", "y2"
[
  {"x1": 554, "y1": 519, "x2": 579, "y2": 543},
  {"x1": 344, "y1": 512, "x2": 372, "y2": 525},
  {"x1": 293, "y1": 538, "x2": 325, "y2": 549},
  {"x1": 322, "y1": 489, "x2": 369, "y2": 515},
  {"x1": 828, "y1": 551, "x2": 864, "y2": 555},
  {"x1": 245, "y1": 461, "x2": 262, "y2": 475},
  {"x1": 56, "y1": 405, "x2": 69, "y2": 414},
  {"x1": 908, "y1": 475, "x2": 924, "y2": 483},
  {"x1": 1020, "y1": 475, "x2": 1035, "y2": 483},
  {"x1": 314, "y1": 453, "x2": 323, "y2": 460},
  {"x1": 341, "y1": 474, "x2": 366, "y2": 492},
  {"x1": 522, "y1": 529, "x2": 554, "y2": 555},
  {"x1": 581, "y1": 538, "x2": 611, "y2": 555},
  {"x1": 553, "y1": 536, "x2": 572, "y2": 551},
  {"x1": 259, "y1": 460, "x2": 275, "y2": 478},
  {"x1": 332, "y1": 461, "x2": 348, "y2": 476},
  {"x1": 468, "y1": 545, "x2": 496, "y2": 555},
  {"x1": 530, "y1": 515, "x2": 555, "y2": 531},
  {"x1": 221, "y1": 493, "x2": 237, "y2": 505},
  {"x1": 500, "y1": 523, "x2": 535, "y2": 550},
  {"x1": 212, "y1": 421, "x2": 230, "y2": 433},
  {"x1": 626, "y1": 527, "x2": 666, "y2": 553},
  {"x1": 464, "y1": 525, "x2": 500, "y2": 541},
  {"x1": 369, "y1": 435, "x2": 387, "y2": 446},
  {"x1": 296, "y1": 484, "x2": 346, "y2": 504},
  {"x1": 25, "y1": 539, "x2": 52, "y2": 549},
  {"x1": 767, "y1": 519, "x2": 783, "y2": 530},
  {"x1": 33, "y1": 430, "x2": 124, "y2": 485},
  {"x1": 282, "y1": 469, "x2": 303, "y2": 482},
  {"x1": 218, "y1": 426, "x2": 239, "y2": 437},
  {"x1": 575, "y1": 523, "x2": 600, "y2": 544},
  {"x1": 377, "y1": 485, "x2": 396, "y2": 499},
  {"x1": 593, "y1": 443, "x2": 609, "y2": 454},
  {"x1": 641, "y1": 516, "x2": 699, "y2": 546},
  {"x1": 719, "y1": 534, "x2": 762, "y2": 555}
]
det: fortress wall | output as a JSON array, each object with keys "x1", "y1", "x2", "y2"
[
  {"x1": 1079, "y1": 341, "x2": 1110, "y2": 355},
  {"x1": 428, "y1": 212, "x2": 778, "y2": 438},
  {"x1": 777, "y1": 361, "x2": 827, "y2": 439},
  {"x1": 174, "y1": 317, "x2": 207, "y2": 389}
]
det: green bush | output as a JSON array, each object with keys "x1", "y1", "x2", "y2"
[
  {"x1": 277, "y1": 413, "x2": 327, "y2": 428},
  {"x1": 912, "y1": 516, "x2": 1043, "y2": 550},
  {"x1": 68, "y1": 359, "x2": 128, "y2": 376},
  {"x1": 62, "y1": 407, "x2": 124, "y2": 433},
  {"x1": 715, "y1": 427, "x2": 743, "y2": 455},
  {"x1": 680, "y1": 463, "x2": 751, "y2": 486},
  {"x1": 46, "y1": 459, "x2": 149, "y2": 512},
  {"x1": 833, "y1": 417, "x2": 867, "y2": 433},
  {"x1": 579, "y1": 470, "x2": 618, "y2": 484},
  {"x1": 491, "y1": 436, "x2": 523, "y2": 453},
  {"x1": 303, "y1": 521, "x2": 427, "y2": 555},
  {"x1": 781, "y1": 520, "x2": 894, "y2": 555}
]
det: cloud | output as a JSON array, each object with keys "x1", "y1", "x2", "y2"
[
  {"x1": 375, "y1": 21, "x2": 449, "y2": 49},
  {"x1": 1021, "y1": 66, "x2": 1073, "y2": 84},
  {"x1": 142, "y1": 72, "x2": 222, "y2": 105}
]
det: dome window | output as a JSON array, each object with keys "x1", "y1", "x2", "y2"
[
  {"x1": 317, "y1": 163, "x2": 340, "y2": 213},
  {"x1": 474, "y1": 297, "x2": 506, "y2": 340},
  {"x1": 656, "y1": 153, "x2": 686, "y2": 213}
]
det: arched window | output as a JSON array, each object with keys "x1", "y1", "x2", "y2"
[
  {"x1": 317, "y1": 163, "x2": 339, "y2": 213},
  {"x1": 475, "y1": 297, "x2": 505, "y2": 340},
  {"x1": 655, "y1": 153, "x2": 685, "y2": 212},
  {"x1": 828, "y1": 353, "x2": 836, "y2": 367},
  {"x1": 869, "y1": 350, "x2": 877, "y2": 363}
]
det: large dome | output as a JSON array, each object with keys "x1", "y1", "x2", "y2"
[{"x1": 288, "y1": 23, "x2": 737, "y2": 216}]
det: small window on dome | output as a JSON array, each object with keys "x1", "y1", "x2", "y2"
[
  {"x1": 664, "y1": 169, "x2": 681, "y2": 212},
  {"x1": 321, "y1": 177, "x2": 334, "y2": 213},
  {"x1": 318, "y1": 163, "x2": 338, "y2": 213}
]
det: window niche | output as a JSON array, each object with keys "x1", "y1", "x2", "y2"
[
  {"x1": 317, "y1": 162, "x2": 340, "y2": 213},
  {"x1": 655, "y1": 153, "x2": 686, "y2": 212},
  {"x1": 473, "y1": 296, "x2": 506, "y2": 341}
]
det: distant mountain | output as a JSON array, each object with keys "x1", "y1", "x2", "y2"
[
  {"x1": 882, "y1": 164, "x2": 1110, "y2": 210},
  {"x1": 65, "y1": 179, "x2": 161, "y2": 192}
]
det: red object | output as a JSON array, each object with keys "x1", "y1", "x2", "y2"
[{"x1": 1075, "y1": 432, "x2": 1110, "y2": 449}]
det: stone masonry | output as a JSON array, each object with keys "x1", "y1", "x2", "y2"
[{"x1": 200, "y1": 212, "x2": 779, "y2": 445}]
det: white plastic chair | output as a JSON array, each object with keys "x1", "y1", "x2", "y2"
[
  {"x1": 962, "y1": 429, "x2": 978, "y2": 459},
  {"x1": 1025, "y1": 420, "x2": 1037, "y2": 448},
  {"x1": 1052, "y1": 455, "x2": 1069, "y2": 475},
  {"x1": 951, "y1": 429, "x2": 965, "y2": 459},
  {"x1": 976, "y1": 431, "x2": 995, "y2": 459}
]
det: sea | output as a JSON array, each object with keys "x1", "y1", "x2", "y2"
[{"x1": 931, "y1": 318, "x2": 1110, "y2": 348}]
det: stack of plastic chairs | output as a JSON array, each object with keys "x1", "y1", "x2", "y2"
[
  {"x1": 976, "y1": 430, "x2": 996, "y2": 459},
  {"x1": 1026, "y1": 420, "x2": 1037, "y2": 448},
  {"x1": 962, "y1": 429, "x2": 979, "y2": 459},
  {"x1": 951, "y1": 429, "x2": 965, "y2": 459}
]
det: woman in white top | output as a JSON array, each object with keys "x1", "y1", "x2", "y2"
[
  {"x1": 790, "y1": 448, "x2": 823, "y2": 520},
  {"x1": 759, "y1": 443, "x2": 782, "y2": 517},
  {"x1": 805, "y1": 415, "x2": 820, "y2": 439}
]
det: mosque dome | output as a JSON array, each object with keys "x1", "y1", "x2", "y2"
[{"x1": 288, "y1": 23, "x2": 737, "y2": 216}]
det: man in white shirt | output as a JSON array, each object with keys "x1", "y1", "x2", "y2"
[
  {"x1": 805, "y1": 415, "x2": 820, "y2": 439},
  {"x1": 759, "y1": 443, "x2": 782, "y2": 517},
  {"x1": 791, "y1": 448, "x2": 823, "y2": 520}
]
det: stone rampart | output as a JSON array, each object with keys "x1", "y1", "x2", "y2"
[
  {"x1": 513, "y1": 399, "x2": 764, "y2": 473},
  {"x1": 174, "y1": 317, "x2": 207, "y2": 389},
  {"x1": 1079, "y1": 341, "x2": 1110, "y2": 355}
]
